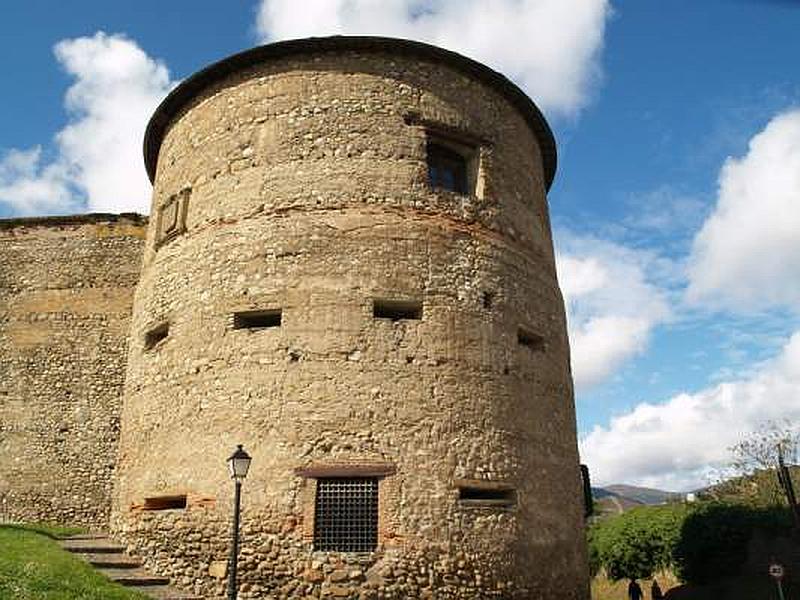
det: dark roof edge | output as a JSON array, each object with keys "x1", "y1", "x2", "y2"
[
  {"x1": 144, "y1": 35, "x2": 557, "y2": 190},
  {"x1": 0, "y1": 213, "x2": 147, "y2": 230}
]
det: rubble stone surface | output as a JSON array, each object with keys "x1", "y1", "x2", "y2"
[
  {"x1": 0, "y1": 214, "x2": 146, "y2": 527},
  {"x1": 113, "y1": 39, "x2": 588, "y2": 599}
]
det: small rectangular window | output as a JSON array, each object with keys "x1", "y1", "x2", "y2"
[
  {"x1": 373, "y1": 299, "x2": 422, "y2": 321},
  {"x1": 425, "y1": 129, "x2": 479, "y2": 196},
  {"x1": 143, "y1": 495, "x2": 187, "y2": 511},
  {"x1": 144, "y1": 323, "x2": 169, "y2": 350},
  {"x1": 233, "y1": 309, "x2": 282, "y2": 330},
  {"x1": 518, "y1": 328, "x2": 545, "y2": 352},
  {"x1": 314, "y1": 478, "x2": 378, "y2": 552},
  {"x1": 458, "y1": 484, "x2": 516, "y2": 507},
  {"x1": 428, "y1": 142, "x2": 468, "y2": 193}
]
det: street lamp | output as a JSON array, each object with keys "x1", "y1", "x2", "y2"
[{"x1": 226, "y1": 444, "x2": 251, "y2": 600}]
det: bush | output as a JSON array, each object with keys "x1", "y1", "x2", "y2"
[
  {"x1": 586, "y1": 527, "x2": 602, "y2": 578},
  {"x1": 589, "y1": 504, "x2": 687, "y2": 581}
]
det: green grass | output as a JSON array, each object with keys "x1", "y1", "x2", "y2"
[
  {"x1": 592, "y1": 570, "x2": 796, "y2": 600},
  {"x1": 1, "y1": 522, "x2": 85, "y2": 539},
  {"x1": 0, "y1": 525, "x2": 148, "y2": 599},
  {"x1": 592, "y1": 570, "x2": 679, "y2": 600}
]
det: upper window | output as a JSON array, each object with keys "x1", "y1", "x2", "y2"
[
  {"x1": 314, "y1": 477, "x2": 378, "y2": 552},
  {"x1": 427, "y1": 141, "x2": 469, "y2": 194}
]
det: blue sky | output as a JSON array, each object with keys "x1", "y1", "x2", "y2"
[{"x1": 2, "y1": 1, "x2": 799, "y2": 491}]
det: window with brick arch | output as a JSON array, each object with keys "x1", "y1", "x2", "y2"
[{"x1": 313, "y1": 477, "x2": 378, "y2": 552}]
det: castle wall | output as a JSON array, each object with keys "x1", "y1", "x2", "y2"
[
  {"x1": 113, "y1": 42, "x2": 588, "y2": 600},
  {"x1": 0, "y1": 215, "x2": 145, "y2": 527}
]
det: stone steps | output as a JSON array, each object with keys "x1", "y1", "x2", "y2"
[
  {"x1": 133, "y1": 585, "x2": 207, "y2": 600},
  {"x1": 62, "y1": 538, "x2": 126, "y2": 554},
  {"x1": 60, "y1": 533, "x2": 203, "y2": 600},
  {"x1": 101, "y1": 567, "x2": 171, "y2": 586},
  {"x1": 65, "y1": 532, "x2": 109, "y2": 540},
  {"x1": 84, "y1": 553, "x2": 142, "y2": 568}
]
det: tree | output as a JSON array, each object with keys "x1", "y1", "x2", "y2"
[
  {"x1": 730, "y1": 420, "x2": 799, "y2": 474},
  {"x1": 672, "y1": 502, "x2": 790, "y2": 584},
  {"x1": 589, "y1": 504, "x2": 687, "y2": 581},
  {"x1": 705, "y1": 420, "x2": 800, "y2": 507}
]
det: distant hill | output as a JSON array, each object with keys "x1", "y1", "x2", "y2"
[
  {"x1": 593, "y1": 464, "x2": 800, "y2": 517},
  {"x1": 591, "y1": 487, "x2": 615, "y2": 500},
  {"x1": 604, "y1": 484, "x2": 683, "y2": 505},
  {"x1": 591, "y1": 484, "x2": 682, "y2": 517}
]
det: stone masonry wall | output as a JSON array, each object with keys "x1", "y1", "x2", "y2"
[
  {"x1": 113, "y1": 43, "x2": 588, "y2": 600},
  {"x1": 0, "y1": 215, "x2": 145, "y2": 527}
]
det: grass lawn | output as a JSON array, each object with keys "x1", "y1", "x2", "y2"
[
  {"x1": 0, "y1": 524, "x2": 147, "y2": 600},
  {"x1": 592, "y1": 569, "x2": 795, "y2": 600},
  {"x1": 592, "y1": 570, "x2": 680, "y2": 600}
]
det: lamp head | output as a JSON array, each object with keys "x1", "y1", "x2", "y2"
[{"x1": 227, "y1": 444, "x2": 252, "y2": 481}]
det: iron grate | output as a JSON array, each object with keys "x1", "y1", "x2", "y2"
[{"x1": 314, "y1": 477, "x2": 378, "y2": 552}]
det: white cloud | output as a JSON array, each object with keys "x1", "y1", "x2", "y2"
[
  {"x1": 580, "y1": 330, "x2": 800, "y2": 491},
  {"x1": 256, "y1": 0, "x2": 611, "y2": 117},
  {"x1": 687, "y1": 109, "x2": 800, "y2": 312},
  {"x1": 556, "y1": 233, "x2": 671, "y2": 391},
  {"x1": 0, "y1": 32, "x2": 174, "y2": 216},
  {"x1": 622, "y1": 185, "x2": 707, "y2": 239},
  {"x1": 0, "y1": 147, "x2": 76, "y2": 215}
]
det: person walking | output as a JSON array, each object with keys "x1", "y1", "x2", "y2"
[
  {"x1": 628, "y1": 578, "x2": 643, "y2": 600},
  {"x1": 651, "y1": 579, "x2": 663, "y2": 599}
]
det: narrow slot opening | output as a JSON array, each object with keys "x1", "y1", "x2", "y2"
[
  {"x1": 517, "y1": 328, "x2": 545, "y2": 352},
  {"x1": 234, "y1": 309, "x2": 282, "y2": 330},
  {"x1": 482, "y1": 291, "x2": 494, "y2": 309},
  {"x1": 458, "y1": 485, "x2": 516, "y2": 506},
  {"x1": 143, "y1": 494, "x2": 187, "y2": 511},
  {"x1": 144, "y1": 323, "x2": 169, "y2": 350},
  {"x1": 373, "y1": 299, "x2": 422, "y2": 321}
]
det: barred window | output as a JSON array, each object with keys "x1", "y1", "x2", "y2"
[{"x1": 314, "y1": 478, "x2": 378, "y2": 552}]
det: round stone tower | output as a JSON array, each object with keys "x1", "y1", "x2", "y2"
[{"x1": 112, "y1": 36, "x2": 588, "y2": 599}]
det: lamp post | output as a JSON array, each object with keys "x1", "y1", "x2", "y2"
[{"x1": 226, "y1": 444, "x2": 252, "y2": 600}]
